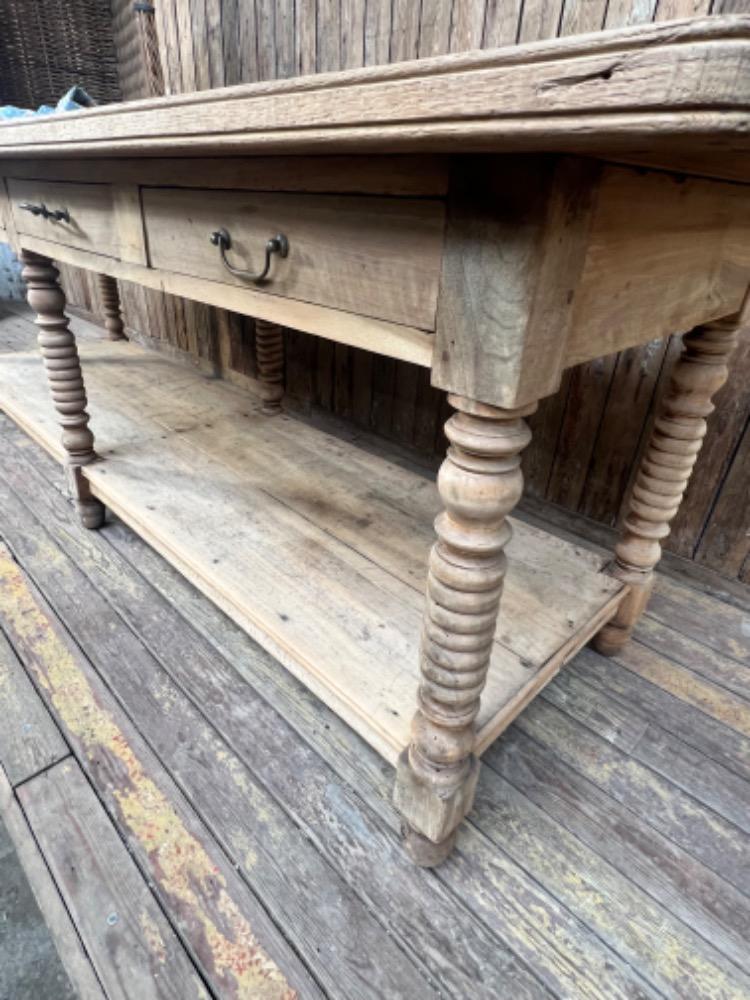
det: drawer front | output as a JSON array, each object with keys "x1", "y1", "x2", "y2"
[
  {"x1": 143, "y1": 187, "x2": 445, "y2": 330},
  {"x1": 8, "y1": 179, "x2": 119, "y2": 258}
]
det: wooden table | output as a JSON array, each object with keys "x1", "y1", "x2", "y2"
[{"x1": 0, "y1": 14, "x2": 748, "y2": 865}]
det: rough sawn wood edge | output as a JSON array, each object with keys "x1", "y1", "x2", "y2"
[{"x1": 0, "y1": 16, "x2": 748, "y2": 162}]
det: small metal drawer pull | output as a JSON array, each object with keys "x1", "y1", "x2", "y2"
[
  {"x1": 209, "y1": 227, "x2": 289, "y2": 284},
  {"x1": 19, "y1": 201, "x2": 70, "y2": 223}
]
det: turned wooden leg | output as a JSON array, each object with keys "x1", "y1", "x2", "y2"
[
  {"x1": 594, "y1": 315, "x2": 741, "y2": 656},
  {"x1": 21, "y1": 251, "x2": 105, "y2": 530},
  {"x1": 95, "y1": 273, "x2": 126, "y2": 340},
  {"x1": 255, "y1": 318, "x2": 284, "y2": 415},
  {"x1": 394, "y1": 394, "x2": 536, "y2": 866}
]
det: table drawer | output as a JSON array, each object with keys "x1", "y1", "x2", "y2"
[
  {"x1": 8, "y1": 178, "x2": 119, "y2": 258},
  {"x1": 143, "y1": 187, "x2": 445, "y2": 330}
]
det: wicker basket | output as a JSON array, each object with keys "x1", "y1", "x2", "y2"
[{"x1": 0, "y1": 0, "x2": 121, "y2": 108}]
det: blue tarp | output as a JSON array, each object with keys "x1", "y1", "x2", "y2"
[{"x1": 1, "y1": 85, "x2": 95, "y2": 120}]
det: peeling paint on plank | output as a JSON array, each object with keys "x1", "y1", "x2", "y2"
[{"x1": 0, "y1": 544, "x2": 296, "y2": 1000}]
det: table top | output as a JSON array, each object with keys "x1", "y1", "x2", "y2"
[{"x1": 1, "y1": 16, "x2": 749, "y2": 181}]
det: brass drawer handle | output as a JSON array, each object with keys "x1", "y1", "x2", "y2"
[
  {"x1": 19, "y1": 201, "x2": 70, "y2": 223},
  {"x1": 209, "y1": 227, "x2": 288, "y2": 284}
]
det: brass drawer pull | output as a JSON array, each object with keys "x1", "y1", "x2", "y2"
[
  {"x1": 209, "y1": 227, "x2": 288, "y2": 284},
  {"x1": 19, "y1": 201, "x2": 70, "y2": 223}
]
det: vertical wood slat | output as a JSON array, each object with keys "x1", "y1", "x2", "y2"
[
  {"x1": 390, "y1": 1, "x2": 423, "y2": 61},
  {"x1": 153, "y1": 0, "x2": 183, "y2": 94},
  {"x1": 276, "y1": 0, "x2": 297, "y2": 78},
  {"x1": 365, "y1": 0, "x2": 393, "y2": 63},
  {"x1": 418, "y1": 0, "x2": 454, "y2": 57},
  {"x1": 449, "y1": 0, "x2": 487, "y2": 50},
  {"x1": 517, "y1": 0, "x2": 566, "y2": 42},
  {"x1": 605, "y1": 0, "x2": 659, "y2": 27},
  {"x1": 256, "y1": 0, "x2": 276, "y2": 81},
  {"x1": 238, "y1": 0, "x2": 260, "y2": 83},
  {"x1": 667, "y1": 332, "x2": 750, "y2": 557},
  {"x1": 559, "y1": 0, "x2": 608, "y2": 35},
  {"x1": 220, "y1": 0, "x2": 241, "y2": 85},
  {"x1": 482, "y1": 0, "x2": 524, "y2": 47},
  {"x1": 578, "y1": 340, "x2": 669, "y2": 525},
  {"x1": 72, "y1": 0, "x2": 748, "y2": 582},
  {"x1": 295, "y1": 0, "x2": 317, "y2": 75},
  {"x1": 695, "y1": 416, "x2": 750, "y2": 575}
]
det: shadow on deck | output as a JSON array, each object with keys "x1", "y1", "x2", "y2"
[{"x1": 0, "y1": 302, "x2": 748, "y2": 999}]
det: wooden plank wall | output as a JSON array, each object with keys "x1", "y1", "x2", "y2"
[{"x1": 60, "y1": 0, "x2": 749, "y2": 583}]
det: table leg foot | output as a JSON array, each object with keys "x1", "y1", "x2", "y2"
[
  {"x1": 401, "y1": 823, "x2": 457, "y2": 868},
  {"x1": 77, "y1": 497, "x2": 106, "y2": 530}
]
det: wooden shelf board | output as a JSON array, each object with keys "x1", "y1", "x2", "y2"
[{"x1": 0, "y1": 339, "x2": 625, "y2": 765}]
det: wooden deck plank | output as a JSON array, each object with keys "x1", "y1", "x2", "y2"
[
  {"x1": 0, "y1": 338, "x2": 623, "y2": 764},
  {"x1": 610, "y1": 639, "x2": 750, "y2": 739},
  {"x1": 489, "y1": 727, "x2": 750, "y2": 977},
  {"x1": 471, "y1": 763, "x2": 750, "y2": 1000},
  {"x1": 635, "y1": 615, "x2": 750, "y2": 702},
  {"x1": 0, "y1": 416, "x2": 666, "y2": 1000},
  {"x1": 0, "y1": 626, "x2": 69, "y2": 786},
  {"x1": 541, "y1": 669, "x2": 750, "y2": 832},
  {"x1": 0, "y1": 540, "x2": 324, "y2": 1000},
  {"x1": 0, "y1": 425, "x2": 531, "y2": 1000},
  {"x1": 0, "y1": 767, "x2": 106, "y2": 1000},
  {"x1": 573, "y1": 648, "x2": 750, "y2": 782},
  {"x1": 17, "y1": 760, "x2": 211, "y2": 1000},
  {"x1": 632, "y1": 724, "x2": 750, "y2": 834},
  {"x1": 648, "y1": 576, "x2": 750, "y2": 665},
  {"x1": 0, "y1": 305, "x2": 41, "y2": 353},
  {"x1": 513, "y1": 695, "x2": 750, "y2": 895}
]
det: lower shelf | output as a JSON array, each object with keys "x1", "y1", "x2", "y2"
[{"x1": 0, "y1": 336, "x2": 625, "y2": 765}]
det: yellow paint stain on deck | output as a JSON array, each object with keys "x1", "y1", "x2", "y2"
[
  {"x1": 621, "y1": 643, "x2": 750, "y2": 739},
  {"x1": 214, "y1": 746, "x2": 251, "y2": 793},
  {"x1": 0, "y1": 545, "x2": 296, "y2": 1000},
  {"x1": 139, "y1": 911, "x2": 168, "y2": 965},
  {"x1": 510, "y1": 813, "x2": 749, "y2": 1000}
]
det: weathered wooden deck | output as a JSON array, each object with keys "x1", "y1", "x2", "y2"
[{"x1": 0, "y1": 302, "x2": 749, "y2": 1000}]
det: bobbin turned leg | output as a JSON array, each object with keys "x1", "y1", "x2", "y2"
[
  {"x1": 594, "y1": 315, "x2": 742, "y2": 656},
  {"x1": 255, "y1": 318, "x2": 284, "y2": 415},
  {"x1": 394, "y1": 394, "x2": 536, "y2": 866},
  {"x1": 95, "y1": 273, "x2": 126, "y2": 340},
  {"x1": 21, "y1": 251, "x2": 105, "y2": 530}
]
